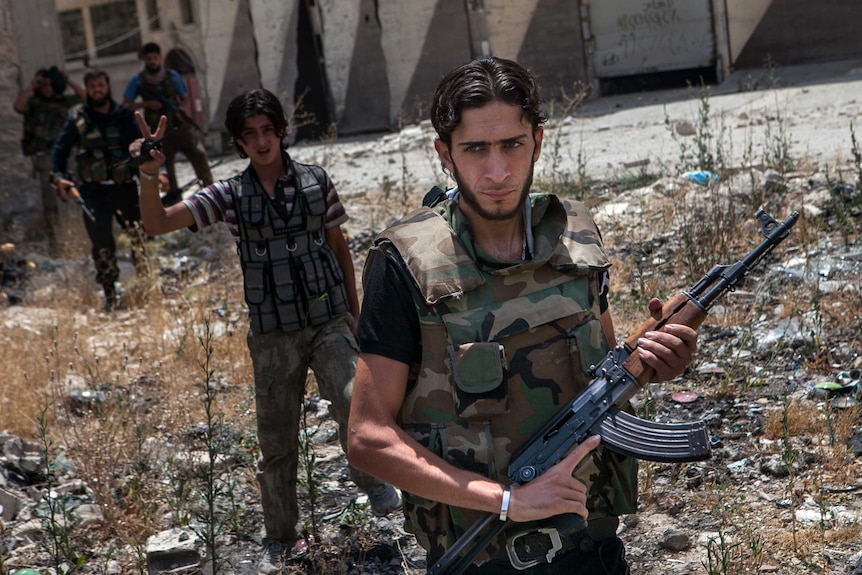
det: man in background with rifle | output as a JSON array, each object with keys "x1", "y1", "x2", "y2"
[
  {"x1": 13, "y1": 65, "x2": 85, "y2": 256},
  {"x1": 347, "y1": 57, "x2": 699, "y2": 575},
  {"x1": 52, "y1": 69, "x2": 144, "y2": 312},
  {"x1": 123, "y1": 42, "x2": 213, "y2": 207}
]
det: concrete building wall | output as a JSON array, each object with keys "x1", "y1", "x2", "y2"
[
  {"x1": 320, "y1": 0, "x2": 389, "y2": 135},
  {"x1": 198, "y1": 0, "x2": 260, "y2": 147},
  {"x1": 9, "y1": 0, "x2": 65, "y2": 82},
  {"x1": 324, "y1": 0, "x2": 588, "y2": 131},
  {"x1": 497, "y1": 0, "x2": 585, "y2": 99},
  {"x1": 5, "y1": 0, "x2": 862, "y2": 244},
  {"x1": 724, "y1": 0, "x2": 771, "y2": 65},
  {"x1": 378, "y1": 0, "x2": 470, "y2": 125},
  {"x1": 249, "y1": 0, "x2": 297, "y2": 109},
  {"x1": 731, "y1": 0, "x2": 862, "y2": 69}
]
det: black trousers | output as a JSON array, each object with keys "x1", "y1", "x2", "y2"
[{"x1": 79, "y1": 181, "x2": 144, "y2": 292}]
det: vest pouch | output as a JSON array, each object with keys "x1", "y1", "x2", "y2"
[
  {"x1": 239, "y1": 195, "x2": 266, "y2": 227},
  {"x1": 296, "y1": 252, "x2": 327, "y2": 296},
  {"x1": 448, "y1": 342, "x2": 509, "y2": 418},
  {"x1": 243, "y1": 261, "x2": 268, "y2": 305},
  {"x1": 320, "y1": 246, "x2": 345, "y2": 284},
  {"x1": 111, "y1": 162, "x2": 132, "y2": 183},
  {"x1": 76, "y1": 149, "x2": 108, "y2": 182},
  {"x1": 271, "y1": 259, "x2": 298, "y2": 302},
  {"x1": 402, "y1": 419, "x2": 499, "y2": 564},
  {"x1": 300, "y1": 177, "x2": 327, "y2": 216},
  {"x1": 21, "y1": 130, "x2": 36, "y2": 156}
]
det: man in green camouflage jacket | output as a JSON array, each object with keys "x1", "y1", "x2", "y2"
[
  {"x1": 13, "y1": 66, "x2": 85, "y2": 255},
  {"x1": 348, "y1": 57, "x2": 698, "y2": 574}
]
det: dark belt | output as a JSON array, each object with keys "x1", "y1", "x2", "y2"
[{"x1": 501, "y1": 517, "x2": 620, "y2": 571}]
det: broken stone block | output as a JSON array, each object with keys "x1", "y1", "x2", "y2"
[{"x1": 146, "y1": 528, "x2": 211, "y2": 575}]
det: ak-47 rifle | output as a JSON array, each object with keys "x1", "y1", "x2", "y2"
[
  {"x1": 429, "y1": 208, "x2": 800, "y2": 575},
  {"x1": 177, "y1": 158, "x2": 224, "y2": 193},
  {"x1": 157, "y1": 95, "x2": 206, "y2": 136},
  {"x1": 49, "y1": 173, "x2": 96, "y2": 223},
  {"x1": 66, "y1": 185, "x2": 96, "y2": 223}
]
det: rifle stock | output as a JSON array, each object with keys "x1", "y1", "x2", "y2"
[{"x1": 428, "y1": 208, "x2": 799, "y2": 575}]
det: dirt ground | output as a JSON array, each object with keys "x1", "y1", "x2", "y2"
[
  {"x1": 180, "y1": 56, "x2": 862, "y2": 575},
  {"x1": 3, "y1": 57, "x2": 862, "y2": 574}
]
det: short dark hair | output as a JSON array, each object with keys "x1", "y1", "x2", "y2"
[
  {"x1": 83, "y1": 69, "x2": 110, "y2": 86},
  {"x1": 224, "y1": 89, "x2": 289, "y2": 158},
  {"x1": 47, "y1": 66, "x2": 66, "y2": 94},
  {"x1": 140, "y1": 42, "x2": 161, "y2": 57},
  {"x1": 430, "y1": 57, "x2": 546, "y2": 146}
]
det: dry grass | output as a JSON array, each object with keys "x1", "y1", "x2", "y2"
[
  {"x1": 1, "y1": 221, "x2": 258, "y2": 555},
  {"x1": 2, "y1": 120, "x2": 861, "y2": 573}
]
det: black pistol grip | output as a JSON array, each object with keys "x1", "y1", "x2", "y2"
[{"x1": 126, "y1": 136, "x2": 166, "y2": 167}]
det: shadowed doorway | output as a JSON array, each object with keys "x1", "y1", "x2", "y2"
[{"x1": 294, "y1": 0, "x2": 332, "y2": 141}]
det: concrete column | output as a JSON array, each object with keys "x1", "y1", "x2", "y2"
[{"x1": 464, "y1": 0, "x2": 490, "y2": 59}]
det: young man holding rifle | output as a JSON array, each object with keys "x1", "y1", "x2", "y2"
[
  {"x1": 123, "y1": 42, "x2": 213, "y2": 206},
  {"x1": 347, "y1": 57, "x2": 698, "y2": 574}
]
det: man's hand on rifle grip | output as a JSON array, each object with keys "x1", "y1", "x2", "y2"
[
  {"x1": 52, "y1": 177, "x2": 75, "y2": 202},
  {"x1": 506, "y1": 435, "x2": 601, "y2": 523}
]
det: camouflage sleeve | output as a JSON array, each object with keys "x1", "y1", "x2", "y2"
[{"x1": 357, "y1": 248, "x2": 421, "y2": 364}]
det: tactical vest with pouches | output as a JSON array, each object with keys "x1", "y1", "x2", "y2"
[
  {"x1": 232, "y1": 159, "x2": 348, "y2": 333},
  {"x1": 21, "y1": 95, "x2": 70, "y2": 156},
  {"x1": 137, "y1": 70, "x2": 180, "y2": 130},
  {"x1": 73, "y1": 104, "x2": 134, "y2": 184}
]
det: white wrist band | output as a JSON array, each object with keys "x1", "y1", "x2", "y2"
[
  {"x1": 139, "y1": 170, "x2": 159, "y2": 181},
  {"x1": 499, "y1": 487, "x2": 511, "y2": 521}
]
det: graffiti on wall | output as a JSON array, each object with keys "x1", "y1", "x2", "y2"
[{"x1": 592, "y1": 0, "x2": 714, "y2": 77}]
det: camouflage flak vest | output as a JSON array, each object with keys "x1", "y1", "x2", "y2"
[
  {"x1": 372, "y1": 194, "x2": 638, "y2": 565},
  {"x1": 231, "y1": 159, "x2": 348, "y2": 334},
  {"x1": 73, "y1": 105, "x2": 134, "y2": 183},
  {"x1": 21, "y1": 95, "x2": 70, "y2": 156}
]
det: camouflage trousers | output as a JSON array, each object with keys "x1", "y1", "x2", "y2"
[
  {"x1": 162, "y1": 123, "x2": 213, "y2": 192},
  {"x1": 32, "y1": 154, "x2": 59, "y2": 254},
  {"x1": 247, "y1": 313, "x2": 384, "y2": 544}
]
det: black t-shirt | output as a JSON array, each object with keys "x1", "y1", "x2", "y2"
[
  {"x1": 358, "y1": 251, "x2": 422, "y2": 364},
  {"x1": 357, "y1": 249, "x2": 610, "y2": 365}
]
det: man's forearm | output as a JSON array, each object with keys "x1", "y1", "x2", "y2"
[
  {"x1": 349, "y1": 355, "x2": 508, "y2": 515},
  {"x1": 137, "y1": 169, "x2": 167, "y2": 234},
  {"x1": 13, "y1": 90, "x2": 31, "y2": 114},
  {"x1": 350, "y1": 414, "x2": 506, "y2": 515}
]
